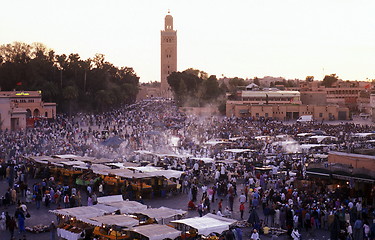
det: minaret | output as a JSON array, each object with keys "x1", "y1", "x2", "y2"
[{"x1": 160, "y1": 11, "x2": 177, "y2": 98}]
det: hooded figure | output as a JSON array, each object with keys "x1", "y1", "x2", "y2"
[
  {"x1": 247, "y1": 208, "x2": 260, "y2": 229},
  {"x1": 0, "y1": 212, "x2": 6, "y2": 230}
]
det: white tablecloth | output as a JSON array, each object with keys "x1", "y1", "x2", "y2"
[{"x1": 57, "y1": 228, "x2": 82, "y2": 240}]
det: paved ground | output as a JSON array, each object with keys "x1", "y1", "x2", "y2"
[{"x1": 0, "y1": 177, "x2": 332, "y2": 240}]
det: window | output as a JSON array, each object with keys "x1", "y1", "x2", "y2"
[{"x1": 319, "y1": 113, "x2": 323, "y2": 117}]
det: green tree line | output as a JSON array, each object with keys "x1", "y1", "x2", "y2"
[
  {"x1": 0, "y1": 42, "x2": 139, "y2": 114},
  {"x1": 167, "y1": 68, "x2": 226, "y2": 108}
]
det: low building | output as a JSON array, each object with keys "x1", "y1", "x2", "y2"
[
  {"x1": 370, "y1": 93, "x2": 375, "y2": 122},
  {"x1": 300, "y1": 91, "x2": 327, "y2": 106},
  {"x1": 136, "y1": 86, "x2": 162, "y2": 101},
  {"x1": 328, "y1": 151, "x2": 375, "y2": 172},
  {"x1": 226, "y1": 89, "x2": 349, "y2": 120},
  {"x1": 0, "y1": 91, "x2": 56, "y2": 130}
]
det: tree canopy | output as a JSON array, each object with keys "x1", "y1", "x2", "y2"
[
  {"x1": 167, "y1": 69, "x2": 225, "y2": 107},
  {"x1": 0, "y1": 42, "x2": 139, "y2": 113},
  {"x1": 321, "y1": 74, "x2": 338, "y2": 87}
]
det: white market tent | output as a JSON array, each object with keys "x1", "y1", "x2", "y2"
[
  {"x1": 204, "y1": 139, "x2": 231, "y2": 146},
  {"x1": 87, "y1": 214, "x2": 139, "y2": 228},
  {"x1": 127, "y1": 166, "x2": 162, "y2": 172},
  {"x1": 296, "y1": 133, "x2": 314, "y2": 137},
  {"x1": 130, "y1": 224, "x2": 181, "y2": 240},
  {"x1": 133, "y1": 150, "x2": 154, "y2": 155},
  {"x1": 309, "y1": 135, "x2": 337, "y2": 143},
  {"x1": 228, "y1": 136, "x2": 245, "y2": 141},
  {"x1": 89, "y1": 164, "x2": 111, "y2": 172},
  {"x1": 191, "y1": 157, "x2": 215, "y2": 164},
  {"x1": 49, "y1": 204, "x2": 118, "y2": 219},
  {"x1": 52, "y1": 154, "x2": 79, "y2": 159},
  {"x1": 97, "y1": 195, "x2": 124, "y2": 204},
  {"x1": 135, "y1": 207, "x2": 187, "y2": 222},
  {"x1": 352, "y1": 132, "x2": 375, "y2": 138},
  {"x1": 224, "y1": 149, "x2": 253, "y2": 153},
  {"x1": 299, "y1": 144, "x2": 327, "y2": 150},
  {"x1": 103, "y1": 200, "x2": 148, "y2": 214},
  {"x1": 148, "y1": 169, "x2": 184, "y2": 179},
  {"x1": 254, "y1": 136, "x2": 270, "y2": 140},
  {"x1": 125, "y1": 166, "x2": 184, "y2": 179},
  {"x1": 106, "y1": 162, "x2": 139, "y2": 169},
  {"x1": 171, "y1": 213, "x2": 237, "y2": 236}
]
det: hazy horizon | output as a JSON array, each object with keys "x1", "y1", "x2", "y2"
[{"x1": 1, "y1": 0, "x2": 374, "y2": 83}]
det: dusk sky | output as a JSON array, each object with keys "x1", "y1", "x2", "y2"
[{"x1": 1, "y1": 0, "x2": 375, "y2": 82}]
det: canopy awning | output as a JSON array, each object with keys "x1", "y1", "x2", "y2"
[
  {"x1": 171, "y1": 213, "x2": 237, "y2": 236},
  {"x1": 135, "y1": 207, "x2": 186, "y2": 222},
  {"x1": 97, "y1": 195, "x2": 124, "y2": 204},
  {"x1": 103, "y1": 200, "x2": 147, "y2": 214},
  {"x1": 130, "y1": 224, "x2": 181, "y2": 240},
  {"x1": 191, "y1": 157, "x2": 215, "y2": 164},
  {"x1": 49, "y1": 204, "x2": 118, "y2": 219},
  {"x1": 88, "y1": 214, "x2": 139, "y2": 228},
  {"x1": 224, "y1": 149, "x2": 253, "y2": 153}
]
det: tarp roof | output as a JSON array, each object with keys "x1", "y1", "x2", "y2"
[
  {"x1": 88, "y1": 215, "x2": 139, "y2": 228},
  {"x1": 171, "y1": 213, "x2": 237, "y2": 236},
  {"x1": 135, "y1": 207, "x2": 186, "y2": 222},
  {"x1": 130, "y1": 224, "x2": 181, "y2": 240},
  {"x1": 97, "y1": 195, "x2": 124, "y2": 204},
  {"x1": 52, "y1": 154, "x2": 78, "y2": 159},
  {"x1": 191, "y1": 157, "x2": 215, "y2": 164},
  {"x1": 309, "y1": 135, "x2": 337, "y2": 143},
  {"x1": 352, "y1": 132, "x2": 375, "y2": 138},
  {"x1": 147, "y1": 169, "x2": 184, "y2": 179},
  {"x1": 204, "y1": 139, "x2": 231, "y2": 146},
  {"x1": 49, "y1": 204, "x2": 118, "y2": 219},
  {"x1": 127, "y1": 166, "x2": 161, "y2": 172},
  {"x1": 299, "y1": 144, "x2": 327, "y2": 150},
  {"x1": 103, "y1": 201, "x2": 147, "y2": 214},
  {"x1": 224, "y1": 149, "x2": 253, "y2": 153}
]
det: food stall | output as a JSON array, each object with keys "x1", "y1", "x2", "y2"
[
  {"x1": 128, "y1": 224, "x2": 181, "y2": 240},
  {"x1": 134, "y1": 207, "x2": 186, "y2": 225},
  {"x1": 171, "y1": 213, "x2": 237, "y2": 238},
  {"x1": 99, "y1": 199, "x2": 148, "y2": 214},
  {"x1": 88, "y1": 215, "x2": 139, "y2": 240},
  {"x1": 50, "y1": 204, "x2": 119, "y2": 240}
]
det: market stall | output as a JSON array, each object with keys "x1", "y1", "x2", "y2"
[
  {"x1": 171, "y1": 213, "x2": 237, "y2": 237},
  {"x1": 58, "y1": 223, "x2": 85, "y2": 240},
  {"x1": 129, "y1": 224, "x2": 181, "y2": 240},
  {"x1": 102, "y1": 200, "x2": 148, "y2": 214},
  {"x1": 50, "y1": 204, "x2": 121, "y2": 240},
  {"x1": 50, "y1": 204, "x2": 119, "y2": 220},
  {"x1": 134, "y1": 206, "x2": 186, "y2": 224},
  {"x1": 89, "y1": 214, "x2": 139, "y2": 228},
  {"x1": 97, "y1": 195, "x2": 124, "y2": 204}
]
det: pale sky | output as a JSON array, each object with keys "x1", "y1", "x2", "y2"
[{"x1": 1, "y1": 0, "x2": 375, "y2": 82}]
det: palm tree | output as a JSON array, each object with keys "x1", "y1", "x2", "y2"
[{"x1": 63, "y1": 85, "x2": 79, "y2": 116}]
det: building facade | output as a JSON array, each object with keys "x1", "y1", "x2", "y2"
[
  {"x1": 0, "y1": 91, "x2": 56, "y2": 130},
  {"x1": 226, "y1": 89, "x2": 349, "y2": 121},
  {"x1": 160, "y1": 12, "x2": 177, "y2": 98}
]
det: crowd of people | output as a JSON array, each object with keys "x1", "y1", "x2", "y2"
[{"x1": 0, "y1": 98, "x2": 375, "y2": 239}]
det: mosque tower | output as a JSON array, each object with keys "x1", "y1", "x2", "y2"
[{"x1": 160, "y1": 11, "x2": 177, "y2": 98}]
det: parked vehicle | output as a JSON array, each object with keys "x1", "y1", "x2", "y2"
[{"x1": 296, "y1": 115, "x2": 314, "y2": 123}]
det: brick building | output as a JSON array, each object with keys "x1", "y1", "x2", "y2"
[{"x1": 0, "y1": 91, "x2": 56, "y2": 130}]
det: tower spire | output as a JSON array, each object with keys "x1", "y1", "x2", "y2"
[{"x1": 161, "y1": 12, "x2": 177, "y2": 98}]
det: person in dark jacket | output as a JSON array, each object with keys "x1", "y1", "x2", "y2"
[{"x1": 8, "y1": 216, "x2": 17, "y2": 239}]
